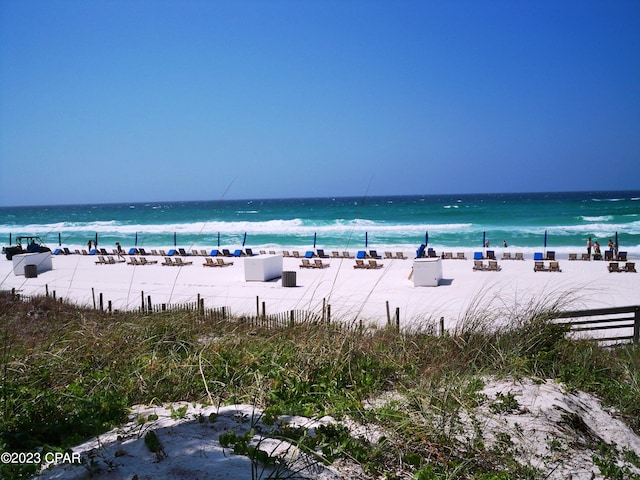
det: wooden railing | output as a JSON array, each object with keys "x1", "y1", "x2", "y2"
[{"x1": 552, "y1": 305, "x2": 640, "y2": 344}]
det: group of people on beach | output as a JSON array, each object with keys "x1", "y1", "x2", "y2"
[{"x1": 587, "y1": 236, "x2": 617, "y2": 260}]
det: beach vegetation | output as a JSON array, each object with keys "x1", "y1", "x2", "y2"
[{"x1": 1, "y1": 290, "x2": 639, "y2": 478}]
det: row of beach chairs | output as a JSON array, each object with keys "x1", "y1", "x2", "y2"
[
  {"x1": 534, "y1": 261, "x2": 562, "y2": 272},
  {"x1": 608, "y1": 262, "x2": 636, "y2": 273}
]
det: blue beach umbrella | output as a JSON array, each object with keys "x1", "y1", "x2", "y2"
[
  {"x1": 313, "y1": 232, "x2": 317, "y2": 249},
  {"x1": 242, "y1": 232, "x2": 247, "y2": 247}
]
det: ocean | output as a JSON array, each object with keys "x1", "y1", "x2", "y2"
[{"x1": 1, "y1": 191, "x2": 639, "y2": 256}]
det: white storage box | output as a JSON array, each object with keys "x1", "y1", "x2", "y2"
[
  {"x1": 244, "y1": 254, "x2": 283, "y2": 281},
  {"x1": 412, "y1": 258, "x2": 442, "y2": 287}
]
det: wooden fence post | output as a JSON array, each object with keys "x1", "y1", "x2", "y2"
[
  {"x1": 327, "y1": 304, "x2": 331, "y2": 325},
  {"x1": 440, "y1": 317, "x2": 445, "y2": 336},
  {"x1": 99, "y1": 293, "x2": 103, "y2": 312},
  {"x1": 386, "y1": 301, "x2": 391, "y2": 325},
  {"x1": 147, "y1": 296, "x2": 152, "y2": 313},
  {"x1": 256, "y1": 296, "x2": 260, "y2": 317},
  {"x1": 634, "y1": 306, "x2": 640, "y2": 344},
  {"x1": 141, "y1": 291, "x2": 145, "y2": 313},
  {"x1": 395, "y1": 307, "x2": 400, "y2": 331}
]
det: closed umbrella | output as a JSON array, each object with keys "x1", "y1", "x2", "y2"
[
  {"x1": 544, "y1": 230, "x2": 548, "y2": 253},
  {"x1": 313, "y1": 232, "x2": 317, "y2": 249},
  {"x1": 425, "y1": 231, "x2": 429, "y2": 247},
  {"x1": 217, "y1": 231, "x2": 220, "y2": 248},
  {"x1": 173, "y1": 232, "x2": 177, "y2": 247},
  {"x1": 58, "y1": 232, "x2": 61, "y2": 246},
  {"x1": 365, "y1": 232, "x2": 368, "y2": 248},
  {"x1": 242, "y1": 232, "x2": 247, "y2": 247},
  {"x1": 135, "y1": 232, "x2": 138, "y2": 246}
]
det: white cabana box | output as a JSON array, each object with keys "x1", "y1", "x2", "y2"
[
  {"x1": 412, "y1": 257, "x2": 442, "y2": 287},
  {"x1": 244, "y1": 254, "x2": 283, "y2": 282},
  {"x1": 12, "y1": 252, "x2": 53, "y2": 276}
]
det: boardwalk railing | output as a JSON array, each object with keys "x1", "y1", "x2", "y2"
[{"x1": 552, "y1": 305, "x2": 640, "y2": 344}]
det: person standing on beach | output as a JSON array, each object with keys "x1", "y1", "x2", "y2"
[
  {"x1": 116, "y1": 242, "x2": 124, "y2": 260},
  {"x1": 87, "y1": 240, "x2": 92, "y2": 252},
  {"x1": 587, "y1": 237, "x2": 592, "y2": 260}
]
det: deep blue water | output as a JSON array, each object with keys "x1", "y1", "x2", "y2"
[{"x1": 1, "y1": 191, "x2": 639, "y2": 255}]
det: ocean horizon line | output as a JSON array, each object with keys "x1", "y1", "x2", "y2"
[{"x1": 2, "y1": 188, "x2": 639, "y2": 210}]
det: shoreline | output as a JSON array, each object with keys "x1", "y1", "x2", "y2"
[{"x1": 2, "y1": 248, "x2": 638, "y2": 334}]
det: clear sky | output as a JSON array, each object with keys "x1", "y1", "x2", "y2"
[{"x1": 1, "y1": 0, "x2": 639, "y2": 207}]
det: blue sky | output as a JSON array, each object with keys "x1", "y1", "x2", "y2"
[{"x1": 1, "y1": 0, "x2": 639, "y2": 207}]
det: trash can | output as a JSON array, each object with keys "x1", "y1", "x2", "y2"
[
  {"x1": 24, "y1": 264, "x2": 38, "y2": 278},
  {"x1": 282, "y1": 271, "x2": 296, "y2": 287}
]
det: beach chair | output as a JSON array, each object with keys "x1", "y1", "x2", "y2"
[
  {"x1": 488, "y1": 260, "x2": 501, "y2": 271},
  {"x1": 63, "y1": 247, "x2": 72, "y2": 255},
  {"x1": 203, "y1": 258, "x2": 216, "y2": 267},
  {"x1": 369, "y1": 250, "x2": 382, "y2": 259},
  {"x1": 342, "y1": 251, "x2": 353, "y2": 258},
  {"x1": 396, "y1": 252, "x2": 407, "y2": 259},
  {"x1": 515, "y1": 252, "x2": 524, "y2": 260},
  {"x1": 604, "y1": 250, "x2": 614, "y2": 261},
  {"x1": 331, "y1": 251, "x2": 341, "y2": 258},
  {"x1": 53, "y1": 248, "x2": 63, "y2": 255},
  {"x1": 568, "y1": 253, "x2": 577, "y2": 261},
  {"x1": 534, "y1": 261, "x2": 547, "y2": 272},
  {"x1": 427, "y1": 248, "x2": 437, "y2": 258},
  {"x1": 549, "y1": 261, "x2": 561, "y2": 272},
  {"x1": 200, "y1": 250, "x2": 208, "y2": 256},
  {"x1": 314, "y1": 259, "x2": 329, "y2": 269},
  {"x1": 456, "y1": 252, "x2": 466, "y2": 260},
  {"x1": 316, "y1": 249, "x2": 329, "y2": 258},
  {"x1": 473, "y1": 252, "x2": 483, "y2": 260},
  {"x1": 140, "y1": 257, "x2": 157, "y2": 265},
  {"x1": 232, "y1": 249, "x2": 244, "y2": 257},
  {"x1": 442, "y1": 252, "x2": 453, "y2": 260},
  {"x1": 245, "y1": 248, "x2": 255, "y2": 256},
  {"x1": 300, "y1": 258, "x2": 313, "y2": 269},
  {"x1": 304, "y1": 251, "x2": 315, "y2": 258},
  {"x1": 501, "y1": 252, "x2": 511, "y2": 260},
  {"x1": 617, "y1": 252, "x2": 628, "y2": 261},
  {"x1": 368, "y1": 260, "x2": 383, "y2": 269},
  {"x1": 161, "y1": 257, "x2": 174, "y2": 266},
  {"x1": 292, "y1": 251, "x2": 301, "y2": 258},
  {"x1": 533, "y1": 252, "x2": 543, "y2": 261},
  {"x1": 269, "y1": 250, "x2": 276, "y2": 255},
  {"x1": 385, "y1": 252, "x2": 394, "y2": 259},
  {"x1": 259, "y1": 250, "x2": 266, "y2": 255},
  {"x1": 95, "y1": 255, "x2": 108, "y2": 265},
  {"x1": 608, "y1": 262, "x2": 620, "y2": 273},
  {"x1": 356, "y1": 251, "x2": 367, "y2": 259},
  {"x1": 100, "y1": 248, "x2": 109, "y2": 255},
  {"x1": 623, "y1": 262, "x2": 636, "y2": 273},
  {"x1": 168, "y1": 249, "x2": 178, "y2": 256},
  {"x1": 106, "y1": 256, "x2": 117, "y2": 264},
  {"x1": 581, "y1": 253, "x2": 590, "y2": 261},
  {"x1": 209, "y1": 249, "x2": 220, "y2": 257},
  {"x1": 139, "y1": 248, "x2": 149, "y2": 256},
  {"x1": 174, "y1": 258, "x2": 193, "y2": 266},
  {"x1": 546, "y1": 251, "x2": 555, "y2": 261},
  {"x1": 217, "y1": 258, "x2": 233, "y2": 267},
  {"x1": 473, "y1": 260, "x2": 486, "y2": 271},
  {"x1": 486, "y1": 250, "x2": 496, "y2": 260},
  {"x1": 353, "y1": 259, "x2": 367, "y2": 269},
  {"x1": 222, "y1": 249, "x2": 232, "y2": 257},
  {"x1": 282, "y1": 250, "x2": 291, "y2": 257},
  {"x1": 127, "y1": 257, "x2": 141, "y2": 266}
]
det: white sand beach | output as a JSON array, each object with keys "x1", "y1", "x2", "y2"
[{"x1": 2, "y1": 249, "x2": 638, "y2": 332}]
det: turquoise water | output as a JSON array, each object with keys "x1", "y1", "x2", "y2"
[{"x1": 1, "y1": 191, "x2": 639, "y2": 255}]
